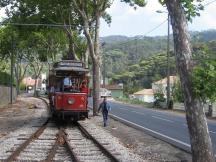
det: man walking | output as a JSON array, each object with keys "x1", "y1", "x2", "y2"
[{"x1": 98, "y1": 97, "x2": 111, "y2": 127}]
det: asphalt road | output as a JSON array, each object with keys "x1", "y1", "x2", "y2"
[{"x1": 89, "y1": 98, "x2": 216, "y2": 154}]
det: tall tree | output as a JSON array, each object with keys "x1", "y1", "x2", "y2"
[
  {"x1": 72, "y1": 0, "x2": 112, "y2": 115},
  {"x1": 0, "y1": 0, "x2": 83, "y2": 60},
  {"x1": 161, "y1": 0, "x2": 214, "y2": 161},
  {"x1": 124, "y1": 0, "x2": 214, "y2": 161}
]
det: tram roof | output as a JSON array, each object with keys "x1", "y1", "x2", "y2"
[{"x1": 53, "y1": 66, "x2": 89, "y2": 72}]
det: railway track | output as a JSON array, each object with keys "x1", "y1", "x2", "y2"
[
  {"x1": 0, "y1": 98, "x2": 143, "y2": 162},
  {"x1": 1, "y1": 118, "x2": 120, "y2": 162}
]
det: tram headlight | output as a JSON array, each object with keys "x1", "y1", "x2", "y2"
[{"x1": 68, "y1": 98, "x2": 75, "y2": 105}]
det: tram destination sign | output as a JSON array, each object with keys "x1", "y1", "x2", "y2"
[{"x1": 58, "y1": 61, "x2": 83, "y2": 68}]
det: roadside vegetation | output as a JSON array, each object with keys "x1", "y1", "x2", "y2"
[{"x1": 115, "y1": 97, "x2": 153, "y2": 108}]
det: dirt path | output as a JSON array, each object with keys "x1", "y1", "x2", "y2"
[{"x1": 0, "y1": 96, "x2": 47, "y2": 138}]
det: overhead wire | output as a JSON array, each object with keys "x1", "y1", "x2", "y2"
[
  {"x1": 105, "y1": 0, "x2": 216, "y2": 48},
  {"x1": 203, "y1": 0, "x2": 216, "y2": 6},
  {"x1": 142, "y1": 19, "x2": 167, "y2": 37}
]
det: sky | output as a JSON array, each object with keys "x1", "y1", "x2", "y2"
[
  {"x1": 0, "y1": 0, "x2": 216, "y2": 37},
  {"x1": 100, "y1": 0, "x2": 216, "y2": 37}
]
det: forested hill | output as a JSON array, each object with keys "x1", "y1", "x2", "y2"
[
  {"x1": 190, "y1": 29, "x2": 216, "y2": 42},
  {"x1": 101, "y1": 29, "x2": 216, "y2": 95},
  {"x1": 101, "y1": 29, "x2": 216, "y2": 49},
  {"x1": 101, "y1": 30, "x2": 216, "y2": 63}
]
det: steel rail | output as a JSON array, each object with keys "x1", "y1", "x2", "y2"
[
  {"x1": 38, "y1": 97, "x2": 50, "y2": 108},
  {"x1": 38, "y1": 97, "x2": 79, "y2": 161},
  {"x1": 61, "y1": 128, "x2": 80, "y2": 162},
  {"x1": 45, "y1": 129, "x2": 62, "y2": 162},
  {"x1": 77, "y1": 122, "x2": 120, "y2": 162},
  {"x1": 6, "y1": 119, "x2": 50, "y2": 162}
]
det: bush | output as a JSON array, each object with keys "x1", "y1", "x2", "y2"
[
  {"x1": 173, "y1": 81, "x2": 184, "y2": 102},
  {"x1": 153, "y1": 91, "x2": 166, "y2": 108},
  {"x1": 0, "y1": 71, "x2": 11, "y2": 86},
  {"x1": 19, "y1": 83, "x2": 26, "y2": 91}
]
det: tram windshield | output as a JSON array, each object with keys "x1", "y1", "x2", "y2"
[{"x1": 63, "y1": 77, "x2": 80, "y2": 93}]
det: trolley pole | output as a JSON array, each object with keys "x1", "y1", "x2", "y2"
[{"x1": 167, "y1": 14, "x2": 171, "y2": 109}]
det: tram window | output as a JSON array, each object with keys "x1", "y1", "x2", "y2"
[
  {"x1": 64, "y1": 77, "x2": 71, "y2": 86},
  {"x1": 63, "y1": 77, "x2": 80, "y2": 93}
]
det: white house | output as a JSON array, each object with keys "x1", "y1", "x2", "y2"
[
  {"x1": 41, "y1": 73, "x2": 47, "y2": 91},
  {"x1": 133, "y1": 89, "x2": 154, "y2": 103},
  {"x1": 152, "y1": 76, "x2": 178, "y2": 98}
]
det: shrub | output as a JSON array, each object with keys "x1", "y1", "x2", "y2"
[
  {"x1": 153, "y1": 91, "x2": 166, "y2": 108},
  {"x1": 173, "y1": 81, "x2": 184, "y2": 102}
]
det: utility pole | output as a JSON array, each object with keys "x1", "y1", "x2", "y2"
[
  {"x1": 10, "y1": 36, "x2": 14, "y2": 104},
  {"x1": 135, "y1": 38, "x2": 138, "y2": 62},
  {"x1": 156, "y1": 10, "x2": 171, "y2": 109},
  {"x1": 167, "y1": 13, "x2": 171, "y2": 109},
  {"x1": 103, "y1": 58, "x2": 105, "y2": 88},
  {"x1": 101, "y1": 42, "x2": 106, "y2": 88},
  {"x1": 16, "y1": 58, "x2": 19, "y2": 95}
]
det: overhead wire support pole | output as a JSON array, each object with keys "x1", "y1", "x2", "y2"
[
  {"x1": 167, "y1": 13, "x2": 171, "y2": 109},
  {"x1": 10, "y1": 35, "x2": 14, "y2": 104}
]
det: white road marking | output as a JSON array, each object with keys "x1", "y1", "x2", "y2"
[
  {"x1": 152, "y1": 115, "x2": 174, "y2": 123},
  {"x1": 131, "y1": 111, "x2": 146, "y2": 115},
  {"x1": 119, "y1": 107, "x2": 126, "y2": 110},
  {"x1": 209, "y1": 130, "x2": 216, "y2": 134},
  {"x1": 110, "y1": 114, "x2": 191, "y2": 148}
]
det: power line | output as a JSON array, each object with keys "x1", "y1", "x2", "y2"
[
  {"x1": 204, "y1": 0, "x2": 216, "y2": 6},
  {"x1": 143, "y1": 19, "x2": 167, "y2": 36},
  {"x1": 105, "y1": 19, "x2": 168, "y2": 49}
]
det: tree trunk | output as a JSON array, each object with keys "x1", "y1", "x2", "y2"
[
  {"x1": 67, "y1": 32, "x2": 78, "y2": 60},
  {"x1": 84, "y1": 48, "x2": 89, "y2": 68},
  {"x1": 92, "y1": 60, "x2": 100, "y2": 115},
  {"x1": 166, "y1": 1, "x2": 215, "y2": 162},
  {"x1": 82, "y1": 16, "x2": 101, "y2": 116},
  {"x1": 34, "y1": 79, "x2": 37, "y2": 96}
]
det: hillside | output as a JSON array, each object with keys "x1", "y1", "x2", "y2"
[
  {"x1": 101, "y1": 29, "x2": 216, "y2": 71},
  {"x1": 101, "y1": 29, "x2": 216, "y2": 94}
]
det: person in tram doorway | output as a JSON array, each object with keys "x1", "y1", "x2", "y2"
[{"x1": 98, "y1": 97, "x2": 111, "y2": 127}]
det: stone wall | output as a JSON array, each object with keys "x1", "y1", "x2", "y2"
[{"x1": 0, "y1": 86, "x2": 17, "y2": 107}]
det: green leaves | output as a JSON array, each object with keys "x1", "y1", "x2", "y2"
[
  {"x1": 121, "y1": 0, "x2": 147, "y2": 7},
  {"x1": 159, "y1": 0, "x2": 204, "y2": 22},
  {"x1": 192, "y1": 60, "x2": 216, "y2": 103},
  {"x1": 181, "y1": 0, "x2": 204, "y2": 21}
]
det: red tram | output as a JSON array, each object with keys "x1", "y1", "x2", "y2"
[{"x1": 48, "y1": 60, "x2": 89, "y2": 120}]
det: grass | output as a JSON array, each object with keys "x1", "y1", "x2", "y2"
[{"x1": 114, "y1": 97, "x2": 153, "y2": 108}]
